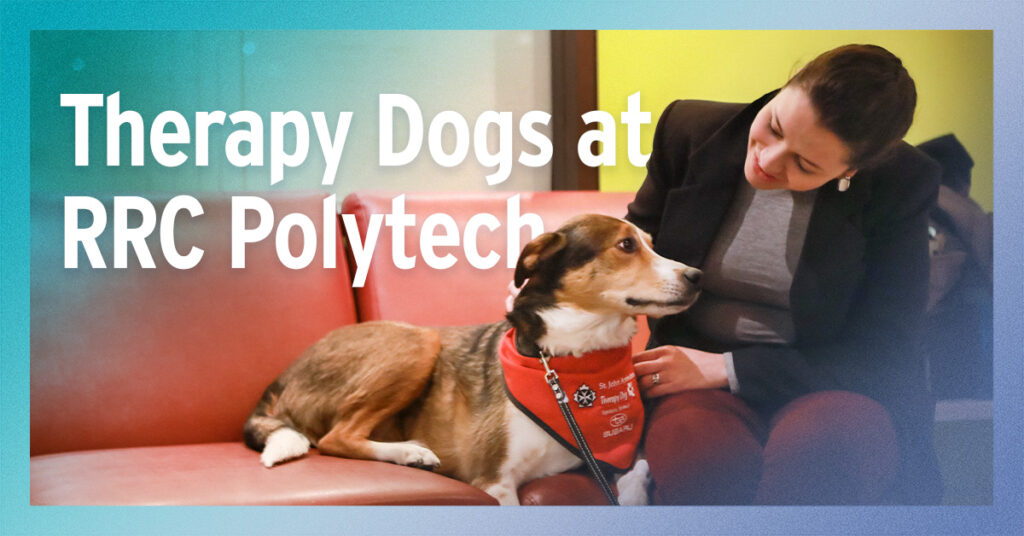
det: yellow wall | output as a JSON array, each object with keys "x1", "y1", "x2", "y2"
[{"x1": 597, "y1": 31, "x2": 993, "y2": 211}]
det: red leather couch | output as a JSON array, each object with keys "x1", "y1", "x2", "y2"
[{"x1": 30, "y1": 190, "x2": 645, "y2": 505}]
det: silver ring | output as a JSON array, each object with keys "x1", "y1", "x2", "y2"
[{"x1": 651, "y1": 372, "x2": 660, "y2": 385}]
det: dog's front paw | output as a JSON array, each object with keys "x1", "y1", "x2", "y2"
[
  {"x1": 400, "y1": 441, "x2": 442, "y2": 471},
  {"x1": 484, "y1": 480, "x2": 520, "y2": 506},
  {"x1": 373, "y1": 440, "x2": 441, "y2": 471},
  {"x1": 616, "y1": 459, "x2": 652, "y2": 506}
]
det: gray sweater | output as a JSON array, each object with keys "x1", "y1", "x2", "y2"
[{"x1": 683, "y1": 180, "x2": 816, "y2": 391}]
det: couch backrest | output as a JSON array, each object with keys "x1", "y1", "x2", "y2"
[
  {"x1": 31, "y1": 192, "x2": 358, "y2": 455},
  {"x1": 340, "y1": 191, "x2": 649, "y2": 347}
]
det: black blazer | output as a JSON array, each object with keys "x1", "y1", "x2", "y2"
[{"x1": 627, "y1": 91, "x2": 943, "y2": 503}]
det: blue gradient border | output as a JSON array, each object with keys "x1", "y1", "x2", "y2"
[{"x1": 2, "y1": 2, "x2": 1021, "y2": 535}]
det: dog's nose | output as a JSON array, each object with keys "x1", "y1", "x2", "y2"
[{"x1": 682, "y1": 267, "x2": 703, "y2": 287}]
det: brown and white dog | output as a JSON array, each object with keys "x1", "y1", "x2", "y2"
[{"x1": 243, "y1": 214, "x2": 701, "y2": 505}]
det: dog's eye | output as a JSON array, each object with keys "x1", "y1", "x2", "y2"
[{"x1": 616, "y1": 237, "x2": 637, "y2": 254}]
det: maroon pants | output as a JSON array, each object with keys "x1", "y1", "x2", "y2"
[{"x1": 644, "y1": 389, "x2": 898, "y2": 505}]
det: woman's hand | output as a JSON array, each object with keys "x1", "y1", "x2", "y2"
[{"x1": 632, "y1": 345, "x2": 729, "y2": 398}]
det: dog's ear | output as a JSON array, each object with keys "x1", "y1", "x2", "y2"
[{"x1": 514, "y1": 231, "x2": 566, "y2": 288}]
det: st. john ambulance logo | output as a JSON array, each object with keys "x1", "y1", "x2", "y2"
[{"x1": 573, "y1": 384, "x2": 596, "y2": 408}]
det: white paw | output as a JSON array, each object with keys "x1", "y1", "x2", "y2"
[
  {"x1": 260, "y1": 428, "x2": 310, "y2": 468},
  {"x1": 397, "y1": 441, "x2": 441, "y2": 469},
  {"x1": 483, "y1": 481, "x2": 520, "y2": 506},
  {"x1": 616, "y1": 458, "x2": 651, "y2": 506},
  {"x1": 373, "y1": 440, "x2": 441, "y2": 470}
]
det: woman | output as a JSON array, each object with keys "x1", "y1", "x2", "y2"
[{"x1": 627, "y1": 44, "x2": 943, "y2": 504}]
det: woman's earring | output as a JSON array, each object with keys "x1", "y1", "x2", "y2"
[{"x1": 837, "y1": 176, "x2": 852, "y2": 192}]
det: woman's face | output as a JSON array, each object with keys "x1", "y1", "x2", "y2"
[{"x1": 744, "y1": 86, "x2": 856, "y2": 191}]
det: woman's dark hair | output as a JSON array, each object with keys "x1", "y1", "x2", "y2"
[{"x1": 786, "y1": 44, "x2": 916, "y2": 170}]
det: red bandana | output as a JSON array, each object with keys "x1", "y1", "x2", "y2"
[{"x1": 499, "y1": 328, "x2": 644, "y2": 471}]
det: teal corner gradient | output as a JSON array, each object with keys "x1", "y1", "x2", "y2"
[{"x1": 3, "y1": 1, "x2": 1022, "y2": 535}]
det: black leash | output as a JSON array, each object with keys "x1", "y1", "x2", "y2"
[{"x1": 539, "y1": 351, "x2": 619, "y2": 506}]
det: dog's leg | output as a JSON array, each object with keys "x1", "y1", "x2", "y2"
[
  {"x1": 317, "y1": 425, "x2": 441, "y2": 471},
  {"x1": 615, "y1": 458, "x2": 652, "y2": 506},
  {"x1": 483, "y1": 479, "x2": 520, "y2": 506},
  {"x1": 316, "y1": 326, "x2": 444, "y2": 470}
]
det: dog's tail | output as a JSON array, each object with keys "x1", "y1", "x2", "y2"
[{"x1": 243, "y1": 380, "x2": 311, "y2": 467}]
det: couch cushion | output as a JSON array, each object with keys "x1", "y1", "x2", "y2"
[
  {"x1": 30, "y1": 443, "x2": 496, "y2": 505},
  {"x1": 31, "y1": 192, "x2": 358, "y2": 455}
]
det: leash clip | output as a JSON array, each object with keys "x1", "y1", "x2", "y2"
[
  {"x1": 539, "y1": 351, "x2": 566, "y2": 403},
  {"x1": 539, "y1": 350, "x2": 558, "y2": 382}
]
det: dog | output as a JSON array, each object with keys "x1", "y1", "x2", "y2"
[{"x1": 243, "y1": 214, "x2": 702, "y2": 505}]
